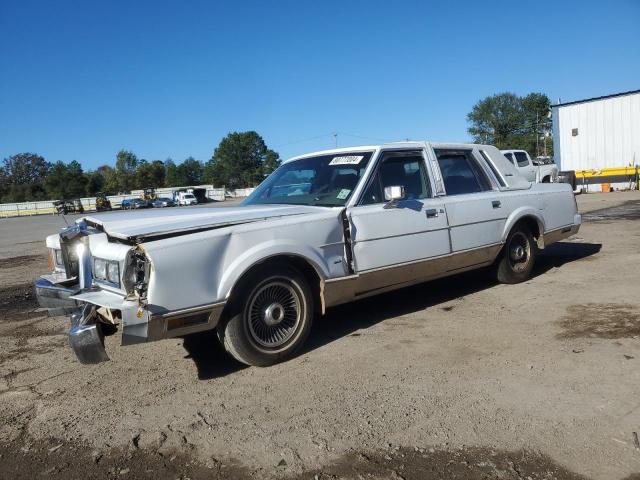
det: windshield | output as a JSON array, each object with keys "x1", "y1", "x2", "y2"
[
  {"x1": 243, "y1": 151, "x2": 373, "y2": 207},
  {"x1": 185, "y1": 194, "x2": 195, "y2": 199}
]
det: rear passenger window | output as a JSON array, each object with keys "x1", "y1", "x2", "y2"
[
  {"x1": 434, "y1": 149, "x2": 491, "y2": 195},
  {"x1": 514, "y1": 151, "x2": 530, "y2": 167}
]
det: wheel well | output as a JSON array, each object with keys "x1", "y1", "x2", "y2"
[
  {"x1": 541, "y1": 175, "x2": 550, "y2": 183},
  {"x1": 225, "y1": 255, "x2": 323, "y2": 320},
  {"x1": 514, "y1": 216, "x2": 543, "y2": 249}
]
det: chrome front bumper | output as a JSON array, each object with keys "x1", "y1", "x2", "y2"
[
  {"x1": 34, "y1": 276, "x2": 80, "y2": 315},
  {"x1": 35, "y1": 275, "x2": 226, "y2": 365}
]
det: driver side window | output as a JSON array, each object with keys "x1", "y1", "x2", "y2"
[{"x1": 361, "y1": 151, "x2": 431, "y2": 205}]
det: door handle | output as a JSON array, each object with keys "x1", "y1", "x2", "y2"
[
  {"x1": 425, "y1": 208, "x2": 438, "y2": 218},
  {"x1": 492, "y1": 200, "x2": 501, "y2": 209}
]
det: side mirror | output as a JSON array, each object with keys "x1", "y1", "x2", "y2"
[{"x1": 383, "y1": 185, "x2": 405, "y2": 209}]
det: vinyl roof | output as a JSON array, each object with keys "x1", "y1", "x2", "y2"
[{"x1": 554, "y1": 89, "x2": 640, "y2": 108}]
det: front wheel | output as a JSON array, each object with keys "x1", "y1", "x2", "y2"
[
  {"x1": 219, "y1": 266, "x2": 314, "y2": 367},
  {"x1": 494, "y1": 225, "x2": 536, "y2": 284}
]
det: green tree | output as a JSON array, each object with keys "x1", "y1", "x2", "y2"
[
  {"x1": 86, "y1": 170, "x2": 105, "y2": 196},
  {"x1": 114, "y1": 150, "x2": 139, "y2": 193},
  {"x1": 1, "y1": 153, "x2": 50, "y2": 202},
  {"x1": 134, "y1": 160, "x2": 166, "y2": 189},
  {"x1": 164, "y1": 159, "x2": 179, "y2": 187},
  {"x1": 205, "y1": 131, "x2": 279, "y2": 189},
  {"x1": 94, "y1": 165, "x2": 119, "y2": 195},
  {"x1": 44, "y1": 160, "x2": 87, "y2": 199},
  {"x1": 521, "y1": 93, "x2": 553, "y2": 157},
  {"x1": 66, "y1": 160, "x2": 87, "y2": 198},
  {"x1": 45, "y1": 161, "x2": 69, "y2": 199},
  {"x1": 262, "y1": 149, "x2": 281, "y2": 177},
  {"x1": 175, "y1": 157, "x2": 203, "y2": 186},
  {"x1": 467, "y1": 92, "x2": 552, "y2": 156}
]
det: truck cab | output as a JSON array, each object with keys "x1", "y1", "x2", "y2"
[{"x1": 501, "y1": 149, "x2": 558, "y2": 183}]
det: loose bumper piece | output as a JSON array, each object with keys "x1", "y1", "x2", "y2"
[{"x1": 69, "y1": 306, "x2": 110, "y2": 364}]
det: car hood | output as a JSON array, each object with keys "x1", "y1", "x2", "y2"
[{"x1": 81, "y1": 204, "x2": 332, "y2": 242}]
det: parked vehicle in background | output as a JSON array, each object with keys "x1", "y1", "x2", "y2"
[
  {"x1": 501, "y1": 149, "x2": 559, "y2": 183},
  {"x1": 141, "y1": 187, "x2": 157, "y2": 202},
  {"x1": 152, "y1": 197, "x2": 175, "y2": 208},
  {"x1": 53, "y1": 199, "x2": 84, "y2": 215},
  {"x1": 95, "y1": 193, "x2": 112, "y2": 212},
  {"x1": 176, "y1": 191, "x2": 198, "y2": 206},
  {"x1": 132, "y1": 199, "x2": 151, "y2": 209},
  {"x1": 35, "y1": 141, "x2": 581, "y2": 367},
  {"x1": 188, "y1": 187, "x2": 208, "y2": 204},
  {"x1": 121, "y1": 198, "x2": 150, "y2": 210}
]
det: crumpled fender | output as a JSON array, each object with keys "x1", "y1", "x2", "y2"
[{"x1": 216, "y1": 240, "x2": 333, "y2": 301}]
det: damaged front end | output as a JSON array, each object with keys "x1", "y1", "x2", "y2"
[
  {"x1": 36, "y1": 221, "x2": 225, "y2": 365},
  {"x1": 35, "y1": 221, "x2": 153, "y2": 364}
]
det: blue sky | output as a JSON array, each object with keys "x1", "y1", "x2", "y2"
[{"x1": 1, "y1": 0, "x2": 638, "y2": 169}]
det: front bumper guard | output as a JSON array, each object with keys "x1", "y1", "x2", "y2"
[
  {"x1": 69, "y1": 305, "x2": 110, "y2": 364},
  {"x1": 35, "y1": 275, "x2": 226, "y2": 365}
]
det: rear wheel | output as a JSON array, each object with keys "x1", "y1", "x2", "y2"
[
  {"x1": 494, "y1": 224, "x2": 536, "y2": 284},
  {"x1": 219, "y1": 266, "x2": 314, "y2": 366}
]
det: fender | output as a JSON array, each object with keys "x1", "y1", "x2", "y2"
[
  {"x1": 216, "y1": 240, "x2": 333, "y2": 301},
  {"x1": 501, "y1": 207, "x2": 546, "y2": 248}
]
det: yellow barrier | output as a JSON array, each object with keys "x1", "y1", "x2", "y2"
[
  {"x1": 0, "y1": 203, "x2": 97, "y2": 218},
  {"x1": 577, "y1": 166, "x2": 639, "y2": 178},
  {"x1": 0, "y1": 208, "x2": 57, "y2": 218}
]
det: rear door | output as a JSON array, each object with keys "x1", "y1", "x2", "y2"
[
  {"x1": 346, "y1": 148, "x2": 450, "y2": 292},
  {"x1": 432, "y1": 147, "x2": 506, "y2": 268}
]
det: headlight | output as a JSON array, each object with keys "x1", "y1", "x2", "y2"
[
  {"x1": 93, "y1": 258, "x2": 120, "y2": 287},
  {"x1": 107, "y1": 262, "x2": 120, "y2": 284},
  {"x1": 94, "y1": 258, "x2": 107, "y2": 280},
  {"x1": 54, "y1": 249, "x2": 63, "y2": 266}
]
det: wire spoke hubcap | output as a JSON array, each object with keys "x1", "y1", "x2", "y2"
[
  {"x1": 508, "y1": 232, "x2": 531, "y2": 272},
  {"x1": 248, "y1": 280, "x2": 301, "y2": 349}
]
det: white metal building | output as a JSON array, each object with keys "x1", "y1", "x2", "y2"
[{"x1": 552, "y1": 89, "x2": 640, "y2": 172}]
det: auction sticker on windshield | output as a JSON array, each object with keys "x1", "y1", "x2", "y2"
[
  {"x1": 329, "y1": 155, "x2": 364, "y2": 166},
  {"x1": 336, "y1": 189, "x2": 351, "y2": 200}
]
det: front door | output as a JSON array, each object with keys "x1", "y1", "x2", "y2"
[{"x1": 347, "y1": 149, "x2": 450, "y2": 294}]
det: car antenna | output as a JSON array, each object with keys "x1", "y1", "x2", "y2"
[{"x1": 61, "y1": 211, "x2": 70, "y2": 227}]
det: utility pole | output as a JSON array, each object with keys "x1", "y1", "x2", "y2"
[
  {"x1": 536, "y1": 112, "x2": 540, "y2": 158},
  {"x1": 333, "y1": 133, "x2": 338, "y2": 148}
]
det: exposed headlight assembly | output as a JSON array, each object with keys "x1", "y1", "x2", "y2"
[
  {"x1": 93, "y1": 258, "x2": 120, "y2": 287},
  {"x1": 123, "y1": 249, "x2": 150, "y2": 300}
]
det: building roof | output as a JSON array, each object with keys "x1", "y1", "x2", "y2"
[{"x1": 554, "y1": 89, "x2": 640, "y2": 108}]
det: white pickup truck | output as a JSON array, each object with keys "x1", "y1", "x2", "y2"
[{"x1": 501, "y1": 149, "x2": 559, "y2": 183}]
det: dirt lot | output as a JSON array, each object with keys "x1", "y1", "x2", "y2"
[{"x1": 1, "y1": 193, "x2": 639, "y2": 480}]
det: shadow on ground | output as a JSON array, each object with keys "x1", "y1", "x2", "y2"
[
  {"x1": 0, "y1": 438, "x2": 597, "y2": 480},
  {"x1": 183, "y1": 241, "x2": 601, "y2": 379}
]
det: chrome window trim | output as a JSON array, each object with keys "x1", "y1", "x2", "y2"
[{"x1": 478, "y1": 149, "x2": 508, "y2": 188}]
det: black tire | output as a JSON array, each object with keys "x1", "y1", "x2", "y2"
[
  {"x1": 219, "y1": 265, "x2": 314, "y2": 367},
  {"x1": 494, "y1": 224, "x2": 537, "y2": 284}
]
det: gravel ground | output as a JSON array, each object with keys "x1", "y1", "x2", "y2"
[{"x1": 0, "y1": 192, "x2": 639, "y2": 480}]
